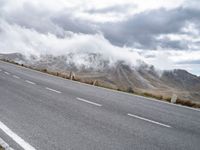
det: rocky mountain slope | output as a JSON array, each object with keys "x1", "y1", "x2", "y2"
[{"x1": 1, "y1": 53, "x2": 200, "y2": 102}]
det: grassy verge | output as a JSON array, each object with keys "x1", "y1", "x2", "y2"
[
  {"x1": 1, "y1": 59, "x2": 200, "y2": 109},
  {"x1": 137, "y1": 92, "x2": 200, "y2": 108},
  {"x1": 176, "y1": 98, "x2": 200, "y2": 108}
]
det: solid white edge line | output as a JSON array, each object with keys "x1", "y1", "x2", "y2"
[
  {"x1": 0, "y1": 121, "x2": 36, "y2": 150},
  {"x1": 25, "y1": 80, "x2": 36, "y2": 85},
  {"x1": 45, "y1": 87, "x2": 61, "y2": 94},
  {"x1": 4, "y1": 72, "x2": 10, "y2": 75},
  {"x1": 0, "y1": 137, "x2": 14, "y2": 150},
  {"x1": 127, "y1": 113, "x2": 171, "y2": 128},
  {"x1": 13, "y1": 75, "x2": 20, "y2": 79},
  {"x1": 76, "y1": 97, "x2": 102, "y2": 107}
]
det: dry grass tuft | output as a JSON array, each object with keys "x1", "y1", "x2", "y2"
[{"x1": 140, "y1": 92, "x2": 163, "y2": 100}]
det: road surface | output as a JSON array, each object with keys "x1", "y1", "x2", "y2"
[{"x1": 0, "y1": 61, "x2": 200, "y2": 150}]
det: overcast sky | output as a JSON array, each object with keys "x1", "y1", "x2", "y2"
[{"x1": 0, "y1": 0, "x2": 200, "y2": 75}]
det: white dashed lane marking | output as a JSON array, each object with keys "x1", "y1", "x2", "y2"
[
  {"x1": 76, "y1": 97, "x2": 102, "y2": 107},
  {"x1": 45, "y1": 87, "x2": 62, "y2": 94},
  {"x1": 4, "y1": 71, "x2": 10, "y2": 75},
  {"x1": 13, "y1": 75, "x2": 20, "y2": 79},
  {"x1": 25, "y1": 80, "x2": 36, "y2": 85},
  {"x1": 127, "y1": 113, "x2": 171, "y2": 128}
]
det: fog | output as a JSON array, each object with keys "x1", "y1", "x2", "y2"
[{"x1": 0, "y1": 20, "x2": 146, "y2": 67}]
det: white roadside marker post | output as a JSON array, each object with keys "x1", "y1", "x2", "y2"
[
  {"x1": 93, "y1": 80, "x2": 97, "y2": 86},
  {"x1": 171, "y1": 94, "x2": 177, "y2": 103}
]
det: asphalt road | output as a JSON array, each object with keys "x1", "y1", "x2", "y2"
[{"x1": 0, "y1": 61, "x2": 200, "y2": 150}]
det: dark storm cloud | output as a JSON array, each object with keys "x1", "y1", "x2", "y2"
[
  {"x1": 158, "y1": 39, "x2": 189, "y2": 50},
  {"x1": 87, "y1": 4, "x2": 136, "y2": 14},
  {"x1": 177, "y1": 60, "x2": 200, "y2": 64},
  {"x1": 51, "y1": 12, "x2": 97, "y2": 34},
  {"x1": 101, "y1": 7, "x2": 200, "y2": 49}
]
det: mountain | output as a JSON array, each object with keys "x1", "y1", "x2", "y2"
[
  {"x1": 1, "y1": 53, "x2": 200, "y2": 102},
  {"x1": 0, "y1": 53, "x2": 26, "y2": 62}
]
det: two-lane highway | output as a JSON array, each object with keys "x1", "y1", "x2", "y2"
[{"x1": 0, "y1": 61, "x2": 200, "y2": 150}]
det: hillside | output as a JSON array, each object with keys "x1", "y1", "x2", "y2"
[{"x1": 1, "y1": 53, "x2": 200, "y2": 102}]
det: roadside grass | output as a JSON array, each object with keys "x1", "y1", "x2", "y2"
[
  {"x1": 176, "y1": 98, "x2": 200, "y2": 108},
  {"x1": 136, "y1": 92, "x2": 200, "y2": 108},
  {"x1": 1, "y1": 59, "x2": 200, "y2": 109},
  {"x1": 140, "y1": 92, "x2": 163, "y2": 100}
]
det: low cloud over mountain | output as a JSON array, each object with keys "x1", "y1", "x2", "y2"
[{"x1": 0, "y1": 0, "x2": 200, "y2": 75}]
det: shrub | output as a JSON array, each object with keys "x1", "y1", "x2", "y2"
[
  {"x1": 163, "y1": 97, "x2": 171, "y2": 102},
  {"x1": 127, "y1": 87, "x2": 134, "y2": 93},
  {"x1": 41, "y1": 68, "x2": 47, "y2": 72}
]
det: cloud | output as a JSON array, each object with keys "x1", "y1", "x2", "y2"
[
  {"x1": 178, "y1": 60, "x2": 200, "y2": 65},
  {"x1": 51, "y1": 12, "x2": 97, "y2": 35},
  {"x1": 1, "y1": 0, "x2": 199, "y2": 49},
  {"x1": 86, "y1": 4, "x2": 137, "y2": 14},
  {"x1": 101, "y1": 7, "x2": 200, "y2": 49},
  {"x1": 0, "y1": 20, "x2": 145, "y2": 67},
  {"x1": 0, "y1": 0, "x2": 200, "y2": 75},
  {"x1": 142, "y1": 50, "x2": 200, "y2": 74}
]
